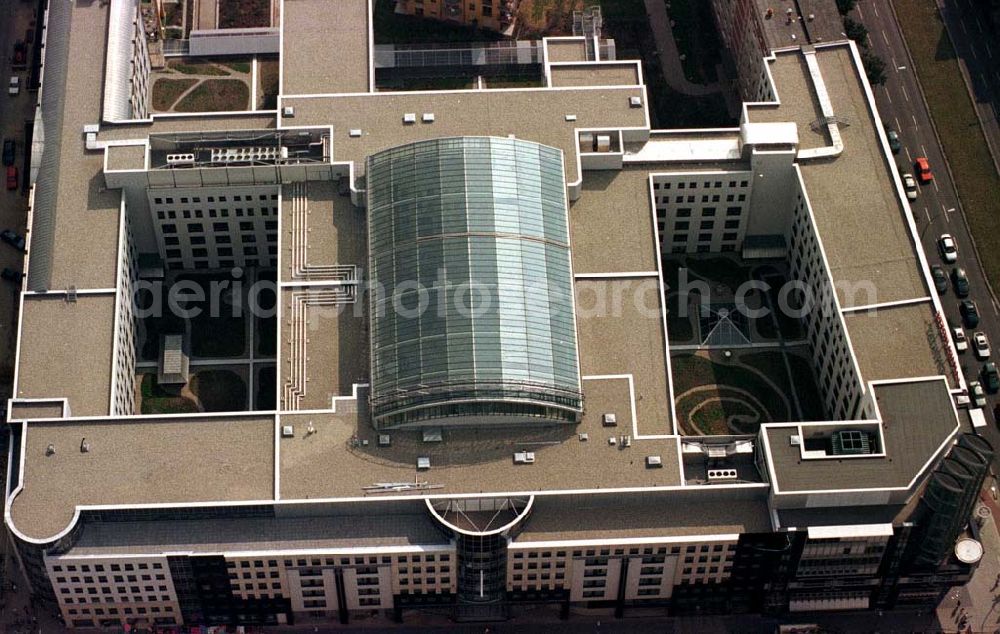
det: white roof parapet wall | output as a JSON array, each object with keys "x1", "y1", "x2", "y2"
[
  {"x1": 102, "y1": 0, "x2": 139, "y2": 123},
  {"x1": 797, "y1": 48, "x2": 844, "y2": 160}
]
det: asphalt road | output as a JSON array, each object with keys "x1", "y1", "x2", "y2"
[
  {"x1": 937, "y1": 0, "x2": 1000, "y2": 175},
  {"x1": 852, "y1": 0, "x2": 1000, "y2": 464}
]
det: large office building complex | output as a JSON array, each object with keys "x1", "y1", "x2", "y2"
[{"x1": 3, "y1": 0, "x2": 991, "y2": 629}]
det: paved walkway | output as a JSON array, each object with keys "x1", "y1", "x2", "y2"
[
  {"x1": 641, "y1": 0, "x2": 721, "y2": 96},
  {"x1": 935, "y1": 488, "x2": 1000, "y2": 633}
]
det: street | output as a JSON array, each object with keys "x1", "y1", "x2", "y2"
[{"x1": 853, "y1": 0, "x2": 1000, "y2": 461}]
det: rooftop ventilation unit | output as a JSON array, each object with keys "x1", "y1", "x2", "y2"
[
  {"x1": 707, "y1": 468, "x2": 738, "y2": 482},
  {"x1": 281, "y1": 425, "x2": 294, "y2": 438},
  {"x1": 283, "y1": 106, "x2": 295, "y2": 117},
  {"x1": 349, "y1": 129, "x2": 363, "y2": 137},
  {"x1": 422, "y1": 428, "x2": 443, "y2": 443},
  {"x1": 602, "y1": 413, "x2": 617, "y2": 427},
  {"x1": 209, "y1": 146, "x2": 283, "y2": 164},
  {"x1": 565, "y1": 114, "x2": 577, "y2": 121},
  {"x1": 166, "y1": 153, "x2": 196, "y2": 166},
  {"x1": 790, "y1": 435, "x2": 801, "y2": 446},
  {"x1": 378, "y1": 434, "x2": 391, "y2": 447},
  {"x1": 629, "y1": 96, "x2": 642, "y2": 108},
  {"x1": 579, "y1": 433, "x2": 589, "y2": 441},
  {"x1": 403, "y1": 113, "x2": 417, "y2": 124},
  {"x1": 646, "y1": 455, "x2": 662, "y2": 468},
  {"x1": 513, "y1": 451, "x2": 536, "y2": 464},
  {"x1": 422, "y1": 113, "x2": 435, "y2": 123},
  {"x1": 416, "y1": 456, "x2": 431, "y2": 470}
]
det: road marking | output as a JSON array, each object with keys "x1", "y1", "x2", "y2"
[
  {"x1": 894, "y1": 116, "x2": 902, "y2": 132},
  {"x1": 884, "y1": 86, "x2": 893, "y2": 104},
  {"x1": 906, "y1": 146, "x2": 912, "y2": 163},
  {"x1": 925, "y1": 206, "x2": 932, "y2": 222},
  {"x1": 971, "y1": 47, "x2": 977, "y2": 61},
  {"x1": 960, "y1": 19, "x2": 968, "y2": 35},
  {"x1": 912, "y1": 114, "x2": 919, "y2": 129},
  {"x1": 892, "y1": 56, "x2": 898, "y2": 70},
  {"x1": 873, "y1": 3, "x2": 879, "y2": 17},
  {"x1": 901, "y1": 83, "x2": 910, "y2": 102},
  {"x1": 987, "y1": 41, "x2": 993, "y2": 59},
  {"x1": 976, "y1": 16, "x2": 984, "y2": 33},
  {"x1": 882, "y1": 29, "x2": 890, "y2": 46},
  {"x1": 857, "y1": 3, "x2": 864, "y2": 18},
  {"x1": 943, "y1": 203, "x2": 950, "y2": 222},
  {"x1": 934, "y1": 177, "x2": 941, "y2": 193}
]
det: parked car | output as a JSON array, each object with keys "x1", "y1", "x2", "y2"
[
  {"x1": 953, "y1": 326, "x2": 969, "y2": 352},
  {"x1": 2, "y1": 139, "x2": 13, "y2": 166},
  {"x1": 12, "y1": 42, "x2": 26, "y2": 66},
  {"x1": 887, "y1": 129, "x2": 902, "y2": 154},
  {"x1": 983, "y1": 362, "x2": 1000, "y2": 393},
  {"x1": 902, "y1": 173, "x2": 918, "y2": 200},
  {"x1": 915, "y1": 157, "x2": 933, "y2": 183},
  {"x1": 0, "y1": 229, "x2": 25, "y2": 252},
  {"x1": 971, "y1": 381, "x2": 987, "y2": 407},
  {"x1": 0, "y1": 267, "x2": 20, "y2": 283},
  {"x1": 5, "y1": 165, "x2": 16, "y2": 190},
  {"x1": 974, "y1": 331, "x2": 991, "y2": 359},
  {"x1": 961, "y1": 299, "x2": 980, "y2": 328},
  {"x1": 8, "y1": 75, "x2": 19, "y2": 96},
  {"x1": 932, "y1": 265, "x2": 948, "y2": 293},
  {"x1": 939, "y1": 234, "x2": 958, "y2": 263},
  {"x1": 952, "y1": 267, "x2": 970, "y2": 297}
]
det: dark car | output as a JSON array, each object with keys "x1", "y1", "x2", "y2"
[
  {"x1": 1, "y1": 267, "x2": 20, "y2": 283},
  {"x1": 983, "y1": 362, "x2": 1000, "y2": 393},
  {"x1": 952, "y1": 267, "x2": 970, "y2": 297},
  {"x1": 961, "y1": 299, "x2": 980, "y2": 328},
  {"x1": 0, "y1": 229, "x2": 25, "y2": 252},
  {"x1": 2, "y1": 139, "x2": 13, "y2": 166},
  {"x1": 886, "y1": 129, "x2": 902, "y2": 154},
  {"x1": 931, "y1": 265, "x2": 948, "y2": 293},
  {"x1": 5, "y1": 165, "x2": 16, "y2": 190},
  {"x1": 12, "y1": 41, "x2": 26, "y2": 66}
]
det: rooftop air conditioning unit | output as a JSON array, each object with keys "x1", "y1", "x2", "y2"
[
  {"x1": 513, "y1": 451, "x2": 536, "y2": 464},
  {"x1": 166, "y1": 153, "x2": 195, "y2": 166},
  {"x1": 707, "y1": 469, "x2": 738, "y2": 482},
  {"x1": 283, "y1": 106, "x2": 295, "y2": 117},
  {"x1": 629, "y1": 96, "x2": 643, "y2": 108},
  {"x1": 646, "y1": 455, "x2": 663, "y2": 468},
  {"x1": 281, "y1": 425, "x2": 294, "y2": 438},
  {"x1": 378, "y1": 434, "x2": 391, "y2": 447},
  {"x1": 417, "y1": 456, "x2": 431, "y2": 470},
  {"x1": 602, "y1": 413, "x2": 617, "y2": 427},
  {"x1": 403, "y1": 113, "x2": 417, "y2": 124},
  {"x1": 422, "y1": 113, "x2": 435, "y2": 123},
  {"x1": 349, "y1": 129, "x2": 363, "y2": 137}
]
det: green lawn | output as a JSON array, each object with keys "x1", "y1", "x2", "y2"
[
  {"x1": 139, "y1": 373, "x2": 199, "y2": 415},
  {"x1": 671, "y1": 353, "x2": 790, "y2": 421},
  {"x1": 151, "y1": 78, "x2": 196, "y2": 111},
  {"x1": 257, "y1": 58, "x2": 279, "y2": 109},
  {"x1": 168, "y1": 60, "x2": 230, "y2": 76},
  {"x1": 893, "y1": 0, "x2": 1000, "y2": 291},
  {"x1": 174, "y1": 79, "x2": 250, "y2": 113},
  {"x1": 219, "y1": 0, "x2": 270, "y2": 28},
  {"x1": 686, "y1": 396, "x2": 760, "y2": 435}
]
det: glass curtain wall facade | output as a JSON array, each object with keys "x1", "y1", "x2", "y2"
[{"x1": 367, "y1": 137, "x2": 583, "y2": 428}]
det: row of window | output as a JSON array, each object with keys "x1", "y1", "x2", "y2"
[
  {"x1": 164, "y1": 245, "x2": 277, "y2": 259},
  {"x1": 653, "y1": 179, "x2": 749, "y2": 190},
  {"x1": 161, "y1": 221, "x2": 275, "y2": 234},
  {"x1": 155, "y1": 207, "x2": 277, "y2": 220},
  {"x1": 52, "y1": 563, "x2": 162, "y2": 573},
  {"x1": 153, "y1": 194, "x2": 277, "y2": 205}
]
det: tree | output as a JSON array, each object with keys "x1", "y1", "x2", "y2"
[
  {"x1": 862, "y1": 50, "x2": 887, "y2": 86},
  {"x1": 844, "y1": 17, "x2": 869, "y2": 46},
  {"x1": 837, "y1": 0, "x2": 858, "y2": 14}
]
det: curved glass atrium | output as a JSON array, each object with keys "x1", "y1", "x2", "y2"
[{"x1": 367, "y1": 137, "x2": 583, "y2": 428}]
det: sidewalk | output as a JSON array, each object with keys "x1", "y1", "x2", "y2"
[{"x1": 935, "y1": 489, "x2": 1000, "y2": 633}]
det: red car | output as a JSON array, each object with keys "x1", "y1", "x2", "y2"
[
  {"x1": 6, "y1": 165, "x2": 17, "y2": 190},
  {"x1": 915, "y1": 157, "x2": 933, "y2": 183}
]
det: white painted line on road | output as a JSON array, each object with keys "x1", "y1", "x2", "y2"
[
  {"x1": 882, "y1": 29, "x2": 890, "y2": 46},
  {"x1": 906, "y1": 146, "x2": 913, "y2": 163},
  {"x1": 894, "y1": 116, "x2": 901, "y2": 132},
  {"x1": 857, "y1": 3, "x2": 864, "y2": 18},
  {"x1": 976, "y1": 16, "x2": 984, "y2": 33},
  {"x1": 884, "y1": 86, "x2": 893, "y2": 104},
  {"x1": 987, "y1": 41, "x2": 993, "y2": 59},
  {"x1": 934, "y1": 177, "x2": 941, "y2": 193},
  {"x1": 892, "y1": 56, "x2": 898, "y2": 70},
  {"x1": 901, "y1": 84, "x2": 910, "y2": 102},
  {"x1": 873, "y1": 3, "x2": 879, "y2": 17},
  {"x1": 922, "y1": 144, "x2": 929, "y2": 157},
  {"x1": 943, "y1": 203, "x2": 950, "y2": 223},
  {"x1": 912, "y1": 114, "x2": 919, "y2": 129},
  {"x1": 924, "y1": 206, "x2": 932, "y2": 223},
  {"x1": 971, "y1": 47, "x2": 977, "y2": 61},
  {"x1": 960, "y1": 19, "x2": 968, "y2": 35}
]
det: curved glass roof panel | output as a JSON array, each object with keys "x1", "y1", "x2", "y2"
[{"x1": 367, "y1": 137, "x2": 583, "y2": 427}]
